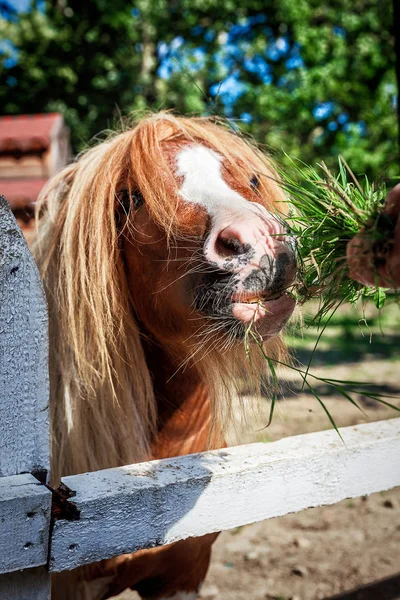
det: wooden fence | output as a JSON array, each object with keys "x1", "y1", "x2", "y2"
[{"x1": 1, "y1": 195, "x2": 400, "y2": 599}]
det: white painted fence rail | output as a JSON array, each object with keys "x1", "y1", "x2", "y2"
[
  {"x1": 50, "y1": 418, "x2": 400, "y2": 572},
  {"x1": 1, "y1": 195, "x2": 400, "y2": 598}
]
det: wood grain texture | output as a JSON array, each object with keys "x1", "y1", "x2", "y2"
[
  {"x1": 0, "y1": 197, "x2": 51, "y2": 597},
  {"x1": 0, "y1": 196, "x2": 49, "y2": 478},
  {"x1": 50, "y1": 418, "x2": 400, "y2": 572},
  {"x1": 0, "y1": 473, "x2": 51, "y2": 574}
]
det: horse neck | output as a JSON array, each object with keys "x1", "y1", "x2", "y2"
[{"x1": 143, "y1": 337, "x2": 212, "y2": 460}]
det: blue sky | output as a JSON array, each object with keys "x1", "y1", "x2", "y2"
[{"x1": 7, "y1": 0, "x2": 31, "y2": 10}]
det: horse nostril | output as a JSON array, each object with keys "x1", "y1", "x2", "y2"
[{"x1": 215, "y1": 234, "x2": 252, "y2": 259}]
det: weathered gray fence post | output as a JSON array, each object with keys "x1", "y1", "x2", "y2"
[{"x1": 0, "y1": 196, "x2": 52, "y2": 598}]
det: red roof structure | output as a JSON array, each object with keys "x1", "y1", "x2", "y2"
[
  {"x1": 0, "y1": 113, "x2": 70, "y2": 231},
  {"x1": 0, "y1": 113, "x2": 63, "y2": 155},
  {"x1": 0, "y1": 178, "x2": 48, "y2": 208}
]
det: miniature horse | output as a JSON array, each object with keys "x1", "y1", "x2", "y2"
[{"x1": 34, "y1": 113, "x2": 296, "y2": 600}]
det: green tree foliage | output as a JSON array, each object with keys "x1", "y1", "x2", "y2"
[
  {"x1": 1, "y1": 0, "x2": 146, "y2": 147},
  {"x1": 0, "y1": 0, "x2": 397, "y2": 178}
]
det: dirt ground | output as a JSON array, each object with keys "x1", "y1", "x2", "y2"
[
  {"x1": 200, "y1": 378, "x2": 400, "y2": 600},
  {"x1": 117, "y1": 305, "x2": 400, "y2": 600}
]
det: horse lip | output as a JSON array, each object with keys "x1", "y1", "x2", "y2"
[
  {"x1": 231, "y1": 291, "x2": 265, "y2": 304},
  {"x1": 231, "y1": 292, "x2": 296, "y2": 332},
  {"x1": 231, "y1": 291, "x2": 284, "y2": 304}
]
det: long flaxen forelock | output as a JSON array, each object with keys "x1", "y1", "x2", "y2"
[{"x1": 33, "y1": 112, "x2": 289, "y2": 484}]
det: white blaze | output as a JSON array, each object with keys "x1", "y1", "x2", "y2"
[{"x1": 176, "y1": 144, "x2": 255, "y2": 215}]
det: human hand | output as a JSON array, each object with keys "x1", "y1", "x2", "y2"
[{"x1": 346, "y1": 184, "x2": 400, "y2": 289}]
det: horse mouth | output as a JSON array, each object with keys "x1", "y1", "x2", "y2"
[
  {"x1": 231, "y1": 290, "x2": 283, "y2": 305},
  {"x1": 194, "y1": 277, "x2": 295, "y2": 341},
  {"x1": 231, "y1": 292, "x2": 296, "y2": 339},
  {"x1": 193, "y1": 267, "x2": 296, "y2": 341}
]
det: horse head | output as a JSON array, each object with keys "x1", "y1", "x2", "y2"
[
  {"x1": 118, "y1": 117, "x2": 296, "y2": 353},
  {"x1": 34, "y1": 113, "x2": 296, "y2": 481}
]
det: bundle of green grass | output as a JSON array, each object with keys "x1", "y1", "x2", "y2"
[
  {"x1": 246, "y1": 158, "x2": 400, "y2": 432},
  {"x1": 279, "y1": 157, "x2": 398, "y2": 322}
]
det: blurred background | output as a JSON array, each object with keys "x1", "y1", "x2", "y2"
[
  {"x1": 1, "y1": 0, "x2": 399, "y2": 172},
  {"x1": 1, "y1": 1, "x2": 400, "y2": 599}
]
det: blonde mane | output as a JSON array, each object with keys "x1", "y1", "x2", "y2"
[{"x1": 34, "y1": 112, "x2": 288, "y2": 484}]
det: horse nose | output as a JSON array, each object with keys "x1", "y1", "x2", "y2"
[
  {"x1": 205, "y1": 214, "x2": 288, "y2": 267},
  {"x1": 214, "y1": 224, "x2": 254, "y2": 259}
]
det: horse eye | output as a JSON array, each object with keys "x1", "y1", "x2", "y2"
[
  {"x1": 117, "y1": 189, "x2": 144, "y2": 215},
  {"x1": 132, "y1": 190, "x2": 144, "y2": 209},
  {"x1": 250, "y1": 175, "x2": 260, "y2": 191}
]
